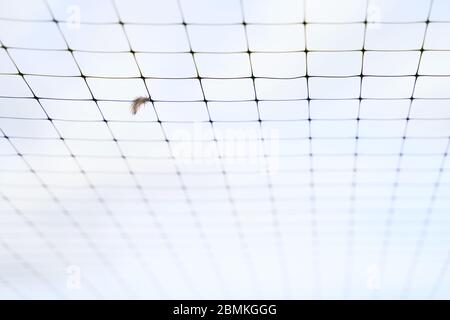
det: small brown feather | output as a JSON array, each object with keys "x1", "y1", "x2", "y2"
[{"x1": 130, "y1": 97, "x2": 150, "y2": 115}]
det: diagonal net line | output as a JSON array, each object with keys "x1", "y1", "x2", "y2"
[
  {"x1": 0, "y1": 236, "x2": 64, "y2": 298},
  {"x1": 176, "y1": 0, "x2": 264, "y2": 297},
  {"x1": 237, "y1": 0, "x2": 292, "y2": 298},
  {"x1": 1, "y1": 46, "x2": 134, "y2": 295},
  {"x1": 302, "y1": 0, "x2": 322, "y2": 299},
  {"x1": 377, "y1": 0, "x2": 435, "y2": 296},
  {"x1": 0, "y1": 0, "x2": 449, "y2": 298},
  {"x1": 430, "y1": 249, "x2": 450, "y2": 298},
  {"x1": 343, "y1": 0, "x2": 370, "y2": 298},
  {"x1": 402, "y1": 137, "x2": 450, "y2": 297}
]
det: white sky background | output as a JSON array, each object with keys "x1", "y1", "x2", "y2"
[{"x1": 0, "y1": 0, "x2": 450, "y2": 299}]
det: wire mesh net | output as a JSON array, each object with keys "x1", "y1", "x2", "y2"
[{"x1": 0, "y1": 0, "x2": 449, "y2": 299}]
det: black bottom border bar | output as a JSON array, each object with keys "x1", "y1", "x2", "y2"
[{"x1": 0, "y1": 300, "x2": 447, "y2": 319}]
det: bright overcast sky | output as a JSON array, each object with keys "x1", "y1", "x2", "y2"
[{"x1": 0, "y1": 0, "x2": 450, "y2": 299}]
